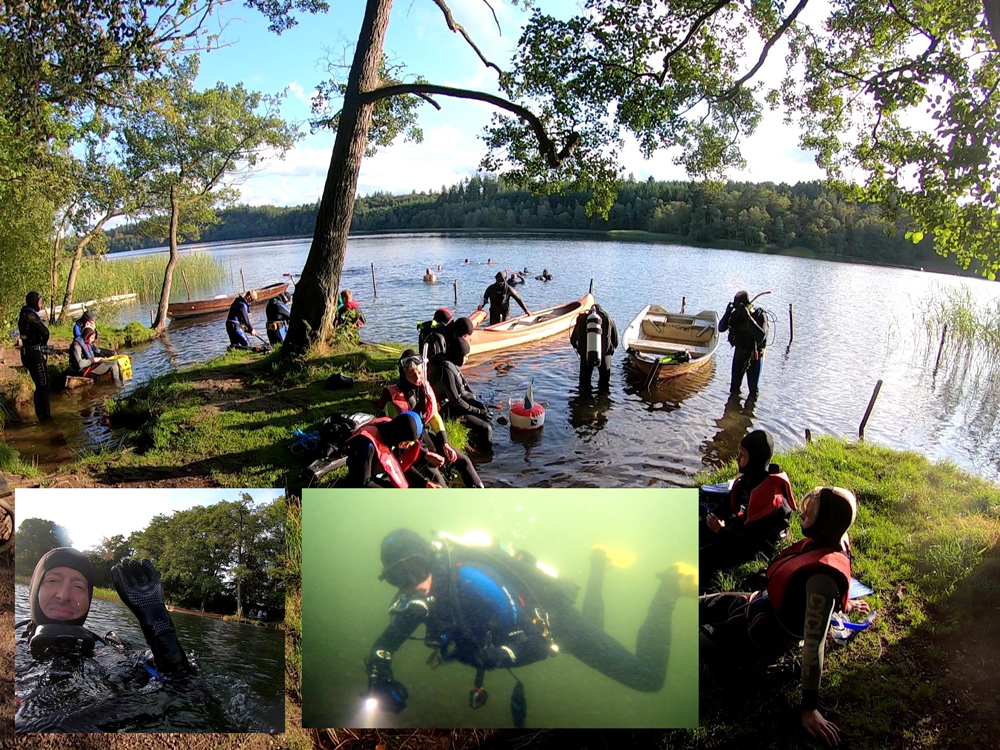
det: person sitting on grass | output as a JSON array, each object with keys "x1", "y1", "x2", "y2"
[{"x1": 699, "y1": 487, "x2": 870, "y2": 747}]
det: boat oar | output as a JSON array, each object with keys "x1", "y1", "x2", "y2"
[{"x1": 642, "y1": 359, "x2": 662, "y2": 392}]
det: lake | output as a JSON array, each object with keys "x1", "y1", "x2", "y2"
[{"x1": 7, "y1": 233, "x2": 998, "y2": 485}]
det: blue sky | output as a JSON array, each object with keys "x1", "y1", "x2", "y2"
[
  {"x1": 15, "y1": 488, "x2": 283, "y2": 553},
  {"x1": 192, "y1": 0, "x2": 825, "y2": 207}
]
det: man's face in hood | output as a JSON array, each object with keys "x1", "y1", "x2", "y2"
[{"x1": 38, "y1": 567, "x2": 91, "y2": 622}]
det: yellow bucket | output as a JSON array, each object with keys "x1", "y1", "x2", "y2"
[{"x1": 108, "y1": 354, "x2": 133, "y2": 382}]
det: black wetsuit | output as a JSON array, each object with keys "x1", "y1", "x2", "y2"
[
  {"x1": 417, "y1": 321, "x2": 449, "y2": 359},
  {"x1": 427, "y1": 353, "x2": 492, "y2": 450},
  {"x1": 481, "y1": 281, "x2": 528, "y2": 325},
  {"x1": 18, "y1": 304, "x2": 52, "y2": 421},
  {"x1": 369, "y1": 547, "x2": 681, "y2": 694},
  {"x1": 265, "y1": 299, "x2": 290, "y2": 344},
  {"x1": 226, "y1": 298, "x2": 253, "y2": 348},
  {"x1": 570, "y1": 307, "x2": 619, "y2": 387},
  {"x1": 718, "y1": 303, "x2": 767, "y2": 396}
]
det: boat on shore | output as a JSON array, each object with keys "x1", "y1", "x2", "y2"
[
  {"x1": 467, "y1": 293, "x2": 594, "y2": 356},
  {"x1": 166, "y1": 282, "x2": 289, "y2": 320},
  {"x1": 166, "y1": 605, "x2": 223, "y2": 619},
  {"x1": 622, "y1": 306, "x2": 720, "y2": 381}
]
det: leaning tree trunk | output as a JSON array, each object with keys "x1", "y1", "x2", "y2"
[
  {"x1": 283, "y1": 0, "x2": 394, "y2": 357},
  {"x1": 57, "y1": 217, "x2": 111, "y2": 324},
  {"x1": 152, "y1": 185, "x2": 180, "y2": 331}
]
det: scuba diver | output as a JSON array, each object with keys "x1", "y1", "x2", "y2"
[
  {"x1": 718, "y1": 291, "x2": 768, "y2": 397},
  {"x1": 535, "y1": 269, "x2": 553, "y2": 282},
  {"x1": 226, "y1": 290, "x2": 259, "y2": 349},
  {"x1": 364, "y1": 529, "x2": 698, "y2": 726},
  {"x1": 335, "y1": 289, "x2": 366, "y2": 328},
  {"x1": 18, "y1": 291, "x2": 53, "y2": 422},
  {"x1": 700, "y1": 487, "x2": 869, "y2": 747},
  {"x1": 68, "y1": 326, "x2": 122, "y2": 385},
  {"x1": 417, "y1": 308, "x2": 453, "y2": 359},
  {"x1": 700, "y1": 430, "x2": 796, "y2": 587},
  {"x1": 343, "y1": 411, "x2": 428, "y2": 488},
  {"x1": 15, "y1": 549, "x2": 195, "y2": 731},
  {"x1": 72, "y1": 310, "x2": 96, "y2": 340},
  {"x1": 428, "y1": 338, "x2": 493, "y2": 452},
  {"x1": 570, "y1": 303, "x2": 619, "y2": 389},
  {"x1": 265, "y1": 292, "x2": 292, "y2": 345},
  {"x1": 479, "y1": 272, "x2": 530, "y2": 325},
  {"x1": 448, "y1": 316, "x2": 475, "y2": 343}
]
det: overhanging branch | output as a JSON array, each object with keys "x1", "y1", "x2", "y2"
[
  {"x1": 360, "y1": 83, "x2": 580, "y2": 167},
  {"x1": 430, "y1": 0, "x2": 503, "y2": 75},
  {"x1": 726, "y1": 0, "x2": 810, "y2": 94}
]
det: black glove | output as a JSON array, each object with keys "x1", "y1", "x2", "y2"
[
  {"x1": 111, "y1": 558, "x2": 192, "y2": 676},
  {"x1": 366, "y1": 652, "x2": 408, "y2": 713}
]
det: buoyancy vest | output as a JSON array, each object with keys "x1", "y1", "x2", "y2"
[
  {"x1": 765, "y1": 538, "x2": 852, "y2": 615},
  {"x1": 348, "y1": 418, "x2": 420, "y2": 488},
  {"x1": 379, "y1": 382, "x2": 439, "y2": 425},
  {"x1": 732, "y1": 471, "x2": 797, "y2": 524}
]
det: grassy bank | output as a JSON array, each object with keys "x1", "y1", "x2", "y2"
[
  {"x1": 0, "y1": 441, "x2": 38, "y2": 476},
  {"x1": 47, "y1": 320, "x2": 157, "y2": 349},
  {"x1": 695, "y1": 437, "x2": 1000, "y2": 748}
]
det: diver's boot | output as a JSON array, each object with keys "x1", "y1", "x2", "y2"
[{"x1": 655, "y1": 562, "x2": 699, "y2": 599}]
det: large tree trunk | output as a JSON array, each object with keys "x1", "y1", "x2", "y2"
[
  {"x1": 57, "y1": 216, "x2": 112, "y2": 324},
  {"x1": 987, "y1": 0, "x2": 1000, "y2": 48},
  {"x1": 152, "y1": 185, "x2": 180, "y2": 331},
  {"x1": 283, "y1": 0, "x2": 394, "y2": 356}
]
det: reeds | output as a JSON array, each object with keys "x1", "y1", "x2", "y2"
[
  {"x1": 65, "y1": 253, "x2": 226, "y2": 305},
  {"x1": 919, "y1": 285, "x2": 1000, "y2": 361}
]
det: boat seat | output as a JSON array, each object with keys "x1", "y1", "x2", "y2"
[{"x1": 629, "y1": 339, "x2": 712, "y2": 356}]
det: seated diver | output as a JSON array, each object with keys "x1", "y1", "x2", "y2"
[
  {"x1": 226, "y1": 290, "x2": 259, "y2": 348},
  {"x1": 378, "y1": 350, "x2": 484, "y2": 488},
  {"x1": 570, "y1": 303, "x2": 619, "y2": 389},
  {"x1": 364, "y1": 529, "x2": 698, "y2": 721},
  {"x1": 343, "y1": 411, "x2": 427, "y2": 488},
  {"x1": 428, "y1": 338, "x2": 493, "y2": 451},
  {"x1": 416, "y1": 308, "x2": 452, "y2": 359},
  {"x1": 700, "y1": 487, "x2": 870, "y2": 747},
  {"x1": 69, "y1": 325, "x2": 122, "y2": 385},
  {"x1": 265, "y1": 291, "x2": 292, "y2": 344},
  {"x1": 700, "y1": 430, "x2": 795, "y2": 587}
]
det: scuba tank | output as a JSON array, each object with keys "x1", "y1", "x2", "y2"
[{"x1": 585, "y1": 308, "x2": 602, "y2": 366}]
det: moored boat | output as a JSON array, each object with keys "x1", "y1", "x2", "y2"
[
  {"x1": 166, "y1": 605, "x2": 224, "y2": 619},
  {"x1": 166, "y1": 282, "x2": 289, "y2": 320},
  {"x1": 622, "y1": 305, "x2": 720, "y2": 381},
  {"x1": 467, "y1": 293, "x2": 595, "y2": 356}
]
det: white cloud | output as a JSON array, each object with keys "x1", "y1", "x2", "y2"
[{"x1": 286, "y1": 80, "x2": 313, "y2": 105}]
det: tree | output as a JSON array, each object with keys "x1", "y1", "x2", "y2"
[
  {"x1": 118, "y1": 55, "x2": 300, "y2": 330},
  {"x1": 14, "y1": 518, "x2": 72, "y2": 577}
]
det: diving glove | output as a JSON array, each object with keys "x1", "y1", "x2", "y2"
[
  {"x1": 111, "y1": 558, "x2": 192, "y2": 676},
  {"x1": 365, "y1": 652, "x2": 408, "y2": 713}
]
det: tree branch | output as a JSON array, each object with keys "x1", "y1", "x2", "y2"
[
  {"x1": 727, "y1": 0, "x2": 810, "y2": 94},
  {"x1": 659, "y1": 0, "x2": 732, "y2": 85},
  {"x1": 360, "y1": 83, "x2": 579, "y2": 167},
  {"x1": 430, "y1": 0, "x2": 503, "y2": 75}
]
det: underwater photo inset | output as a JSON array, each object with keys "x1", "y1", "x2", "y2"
[
  {"x1": 13, "y1": 488, "x2": 286, "y2": 733},
  {"x1": 301, "y1": 488, "x2": 698, "y2": 728}
]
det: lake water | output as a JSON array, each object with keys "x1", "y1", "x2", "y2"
[
  {"x1": 14, "y1": 582, "x2": 284, "y2": 732},
  {"x1": 6, "y1": 233, "x2": 999, "y2": 485}
]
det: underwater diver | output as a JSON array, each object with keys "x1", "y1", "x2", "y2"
[
  {"x1": 379, "y1": 350, "x2": 484, "y2": 488},
  {"x1": 718, "y1": 291, "x2": 768, "y2": 398},
  {"x1": 265, "y1": 291, "x2": 292, "y2": 344},
  {"x1": 700, "y1": 487, "x2": 870, "y2": 747},
  {"x1": 15, "y1": 549, "x2": 195, "y2": 731},
  {"x1": 428, "y1": 338, "x2": 493, "y2": 452},
  {"x1": 69, "y1": 326, "x2": 123, "y2": 385},
  {"x1": 570, "y1": 303, "x2": 619, "y2": 389},
  {"x1": 479, "y1": 272, "x2": 530, "y2": 325},
  {"x1": 18, "y1": 291, "x2": 53, "y2": 421},
  {"x1": 363, "y1": 529, "x2": 698, "y2": 725},
  {"x1": 226, "y1": 290, "x2": 259, "y2": 348},
  {"x1": 343, "y1": 411, "x2": 427, "y2": 488},
  {"x1": 700, "y1": 430, "x2": 796, "y2": 587},
  {"x1": 417, "y1": 308, "x2": 453, "y2": 359}
]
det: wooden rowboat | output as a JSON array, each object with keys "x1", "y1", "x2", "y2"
[
  {"x1": 468, "y1": 293, "x2": 595, "y2": 356},
  {"x1": 622, "y1": 305, "x2": 720, "y2": 381},
  {"x1": 166, "y1": 281, "x2": 289, "y2": 320},
  {"x1": 166, "y1": 605, "x2": 223, "y2": 619}
]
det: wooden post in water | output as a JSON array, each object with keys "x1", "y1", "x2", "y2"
[
  {"x1": 371, "y1": 262, "x2": 378, "y2": 298},
  {"x1": 805, "y1": 428, "x2": 812, "y2": 443},
  {"x1": 788, "y1": 304, "x2": 794, "y2": 344},
  {"x1": 181, "y1": 270, "x2": 192, "y2": 302},
  {"x1": 681, "y1": 296, "x2": 686, "y2": 313},
  {"x1": 859, "y1": 379, "x2": 883, "y2": 440},
  {"x1": 589, "y1": 278, "x2": 594, "y2": 295},
  {"x1": 240, "y1": 268, "x2": 246, "y2": 293},
  {"x1": 454, "y1": 279, "x2": 459, "y2": 305},
  {"x1": 933, "y1": 323, "x2": 948, "y2": 372},
  {"x1": 150, "y1": 310, "x2": 154, "y2": 327}
]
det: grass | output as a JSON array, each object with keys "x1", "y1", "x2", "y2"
[
  {"x1": 918, "y1": 284, "x2": 1000, "y2": 364},
  {"x1": 48, "y1": 320, "x2": 157, "y2": 349},
  {"x1": 64, "y1": 252, "x2": 226, "y2": 305},
  {"x1": 92, "y1": 586, "x2": 122, "y2": 604},
  {"x1": 0, "y1": 441, "x2": 38, "y2": 476},
  {"x1": 693, "y1": 436, "x2": 1000, "y2": 748}
]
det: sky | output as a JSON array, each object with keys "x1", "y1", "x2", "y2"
[
  {"x1": 15, "y1": 488, "x2": 283, "y2": 553},
  {"x1": 190, "y1": 0, "x2": 827, "y2": 208}
]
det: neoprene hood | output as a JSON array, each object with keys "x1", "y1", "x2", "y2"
[
  {"x1": 29, "y1": 547, "x2": 95, "y2": 626},
  {"x1": 380, "y1": 529, "x2": 431, "y2": 572}
]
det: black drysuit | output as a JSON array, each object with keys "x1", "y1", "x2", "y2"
[{"x1": 18, "y1": 303, "x2": 52, "y2": 421}]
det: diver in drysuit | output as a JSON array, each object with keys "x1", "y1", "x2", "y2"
[{"x1": 570, "y1": 303, "x2": 618, "y2": 389}]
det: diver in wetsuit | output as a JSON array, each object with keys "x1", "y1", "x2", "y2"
[
  {"x1": 72, "y1": 310, "x2": 96, "y2": 340},
  {"x1": 343, "y1": 411, "x2": 426, "y2": 488},
  {"x1": 416, "y1": 308, "x2": 453, "y2": 359},
  {"x1": 570, "y1": 303, "x2": 618, "y2": 389},
  {"x1": 700, "y1": 487, "x2": 869, "y2": 747},
  {"x1": 718, "y1": 291, "x2": 768, "y2": 398},
  {"x1": 700, "y1": 430, "x2": 796, "y2": 586},
  {"x1": 479, "y1": 272, "x2": 530, "y2": 325},
  {"x1": 17, "y1": 291, "x2": 52, "y2": 421},
  {"x1": 69, "y1": 327, "x2": 123, "y2": 385},
  {"x1": 226, "y1": 290, "x2": 259, "y2": 348},
  {"x1": 428, "y1": 338, "x2": 493, "y2": 451},
  {"x1": 364, "y1": 529, "x2": 698, "y2": 721},
  {"x1": 265, "y1": 292, "x2": 292, "y2": 345}
]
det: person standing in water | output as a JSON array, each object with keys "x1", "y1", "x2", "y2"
[
  {"x1": 18, "y1": 291, "x2": 52, "y2": 422},
  {"x1": 479, "y1": 271, "x2": 530, "y2": 325},
  {"x1": 718, "y1": 291, "x2": 768, "y2": 398}
]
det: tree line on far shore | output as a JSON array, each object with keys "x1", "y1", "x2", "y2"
[
  {"x1": 14, "y1": 494, "x2": 286, "y2": 619},
  {"x1": 102, "y1": 176, "x2": 961, "y2": 274}
]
